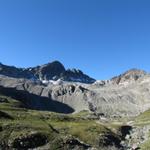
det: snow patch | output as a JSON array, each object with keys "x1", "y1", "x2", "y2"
[
  {"x1": 41, "y1": 79, "x2": 64, "y2": 85},
  {"x1": 70, "y1": 77, "x2": 83, "y2": 82}
]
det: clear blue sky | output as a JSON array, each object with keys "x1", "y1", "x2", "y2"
[{"x1": 0, "y1": 0, "x2": 150, "y2": 79}]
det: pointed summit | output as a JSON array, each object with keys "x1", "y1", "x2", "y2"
[
  {"x1": 111, "y1": 68, "x2": 147, "y2": 84},
  {"x1": 32, "y1": 60, "x2": 66, "y2": 80}
]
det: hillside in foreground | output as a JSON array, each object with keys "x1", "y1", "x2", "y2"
[
  {"x1": 0, "y1": 94, "x2": 123, "y2": 150},
  {"x1": 1, "y1": 92, "x2": 150, "y2": 150}
]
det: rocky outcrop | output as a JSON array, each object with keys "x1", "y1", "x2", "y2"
[
  {"x1": 120, "y1": 125, "x2": 150, "y2": 150},
  {"x1": 111, "y1": 69, "x2": 147, "y2": 85}
]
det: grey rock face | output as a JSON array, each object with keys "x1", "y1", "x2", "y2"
[
  {"x1": 58, "y1": 69, "x2": 96, "y2": 83},
  {"x1": 28, "y1": 61, "x2": 66, "y2": 80},
  {"x1": 0, "y1": 76, "x2": 74, "y2": 114}
]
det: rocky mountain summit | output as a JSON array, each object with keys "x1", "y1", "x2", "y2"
[
  {"x1": 111, "y1": 69, "x2": 147, "y2": 85},
  {"x1": 0, "y1": 61, "x2": 95, "y2": 84}
]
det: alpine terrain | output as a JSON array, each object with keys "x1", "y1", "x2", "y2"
[{"x1": 0, "y1": 61, "x2": 150, "y2": 150}]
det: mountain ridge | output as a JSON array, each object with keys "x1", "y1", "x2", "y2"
[
  {"x1": 0, "y1": 61, "x2": 95, "y2": 84},
  {"x1": 0, "y1": 61, "x2": 148, "y2": 83},
  {"x1": 0, "y1": 61, "x2": 150, "y2": 117}
]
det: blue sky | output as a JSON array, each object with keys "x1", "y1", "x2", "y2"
[{"x1": 0, "y1": 0, "x2": 150, "y2": 79}]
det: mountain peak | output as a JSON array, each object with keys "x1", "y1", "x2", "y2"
[
  {"x1": 111, "y1": 68, "x2": 147, "y2": 84},
  {"x1": 123, "y1": 68, "x2": 146, "y2": 74},
  {"x1": 0, "y1": 61, "x2": 95, "y2": 83},
  {"x1": 47, "y1": 60, "x2": 64, "y2": 66},
  {"x1": 33, "y1": 61, "x2": 66, "y2": 80}
]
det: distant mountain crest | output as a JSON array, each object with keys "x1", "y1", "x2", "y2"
[
  {"x1": 27, "y1": 61, "x2": 66, "y2": 80},
  {"x1": 0, "y1": 61, "x2": 95, "y2": 84},
  {"x1": 111, "y1": 68, "x2": 147, "y2": 84}
]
